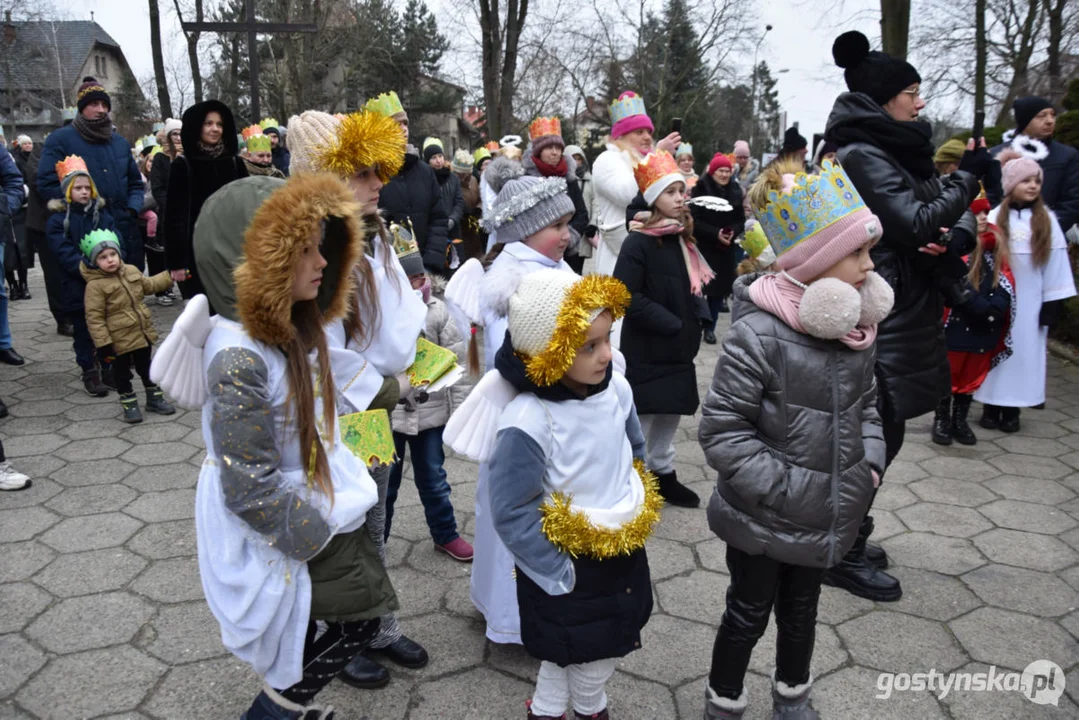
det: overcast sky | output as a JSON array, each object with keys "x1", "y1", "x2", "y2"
[{"x1": 59, "y1": 0, "x2": 886, "y2": 146}]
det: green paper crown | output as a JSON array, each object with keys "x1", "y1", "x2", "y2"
[
  {"x1": 79, "y1": 229, "x2": 120, "y2": 259},
  {"x1": 259, "y1": 117, "x2": 280, "y2": 131},
  {"x1": 364, "y1": 91, "x2": 404, "y2": 118},
  {"x1": 246, "y1": 134, "x2": 272, "y2": 152}
]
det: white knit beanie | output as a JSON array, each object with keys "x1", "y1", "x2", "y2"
[
  {"x1": 286, "y1": 111, "x2": 341, "y2": 174},
  {"x1": 163, "y1": 118, "x2": 182, "y2": 136},
  {"x1": 508, "y1": 270, "x2": 583, "y2": 356}
]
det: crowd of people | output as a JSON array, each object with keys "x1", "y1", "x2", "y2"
[{"x1": 0, "y1": 27, "x2": 1077, "y2": 717}]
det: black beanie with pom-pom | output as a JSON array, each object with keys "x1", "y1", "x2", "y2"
[
  {"x1": 832, "y1": 31, "x2": 921, "y2": 107},
  {"x1": 76, "y1": 76, "x2": 111, "y2": 113}
]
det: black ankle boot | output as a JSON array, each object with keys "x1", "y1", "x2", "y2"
[
  {"x1": 979, "y1": 404, "x2": 1001, "y2": 430},
  {"x1": 1000, "y1": 406, "x2": 1020, "y2": 433},
  {"x1": 82, "y1": 368, "x2": 109, "y2": 397},
  {"x1": 952, "y1": 394, "x2": 977, "y2": 445},
  {"x1": 144, "y1": 385, "x2": 176, "y2": 415},
  {"x1": 861, "y1": 516, "x2": 888, "y2": 569},
  {"x1": 822, "y1": 516, "x2": 902, "y2": 601},
  {"x1": 931, "y1": 396, "x2": 952, "y2": 446},
  {"x1": 655, "y1": 470, "x2": 700, "y2": 508}
]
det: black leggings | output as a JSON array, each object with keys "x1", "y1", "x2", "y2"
[
  {"x1": 277, "y1": 619, "x2": 379, "y2": 704},
  {"x1": 111, "y1": 346, "x2": 152, "y2": 395},
  {"x1": 709, "y1": 546, "x2": 824, "y2": 698}
]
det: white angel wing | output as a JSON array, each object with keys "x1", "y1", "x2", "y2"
[
  {"x1": 444, "y1": 257, "x2": 486, "y2": 325},
  {"x1": 443, "y1": 369, "x2": 519, "y2": 463},
  {"x1": 150, "y1": 294, "x2": 216, "y2": 410},
  {"x1": 687, "y1": 195, "x2": 734, "y2": 213}
]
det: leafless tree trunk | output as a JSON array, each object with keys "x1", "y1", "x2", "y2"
[
  {"x1": 478, "y1": 0, "x2": 528, "y2": 138},
  {"x1": 1043, "y1": 0, "x2": 1066, "y2": 101},
  {"x1": 148, "y1": 0, "x2": 172, "y2": 118},
  {"x1": 173, "y1": 0, "x2": 204, "y2": 104},
  {"x1": 880, "y1": 0, "x2": 911, "y2": 59},
  {"x1": 992, "y1": 0, "x2": 1041, "y2": 125}
]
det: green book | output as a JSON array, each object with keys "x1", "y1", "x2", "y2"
[
  {"x1": 407, "y1": 336, "x2": 457, "y2": 387},
  {"x1": 340, "y1": 410, "x2": 397, "y2": 467}
]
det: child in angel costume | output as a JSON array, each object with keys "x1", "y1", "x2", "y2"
[
  {"x1": 445, "y1": 155, "x2": 580, "y2": 645},
  {"x1": 149, "y1": 173, "x2": 395, "y2": 719},
  {"x1": 286, "y1": 108, "x2": 432, "y2": 685},
  {"x1": 444, "y1": 269, "x2": 660, "y2": 720}
]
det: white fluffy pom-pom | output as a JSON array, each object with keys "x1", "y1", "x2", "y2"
[
  {"x1": 858, "y1": 271, "x2": 894, "y2": 326},
  {"x1": 799, "y1": 277, "x2": 861, "y2": 339},
  {"x1": 481, "y1": 262, "x2": 527, "y2": 319}
]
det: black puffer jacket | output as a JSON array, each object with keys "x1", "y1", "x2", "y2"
[
  {"x1": 613, "y1": 229, "x2": 703, "y2": 416},
  {"x1": 827, "y1": 93, "x2": 978, "y2": 422},
  {"x1": 432, "y1": 166, "x2": 465, "y2": 239},
  {"x1": 379, "y1": 153, "x2": 449, "y2": 273},
  {"x1": 691, "y1": 174, "x2": 745, "y2": 298},
  {"x1": 164, "y1": 100, "x2": 248, "y2": 298}
]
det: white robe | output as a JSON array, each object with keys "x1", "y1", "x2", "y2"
[
  {"x1": 975, "y1": 208, "x2": 1076, "y2": 407},
  {"x1": 590, "y1": 143, "x2": 639, "y2": 278},
  {"x1": 471, "y1": 241, "x2": 573, "y2": 644}
]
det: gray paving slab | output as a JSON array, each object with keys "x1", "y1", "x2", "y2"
[{"x1": 1, "y1": 269, "x2": 1077, "y2": 717}]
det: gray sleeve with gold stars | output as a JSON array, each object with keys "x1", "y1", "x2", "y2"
[{"x1": 207, "y1": 347, "x2": 332, "y2": 562}]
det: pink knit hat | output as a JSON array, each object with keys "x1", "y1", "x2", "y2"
[
  {"x1": 733, "y1": 140, "x2": 750, "y2": 157},
  {"x1": 609, "y1": 91, "x2": 654, "y2": 139},
  {"x1": 754, "y1": 158, "x2": 882, "y2": 284},
  {"x1": 1001, "y1": 156, "x2": 1043, "y2": 197}
]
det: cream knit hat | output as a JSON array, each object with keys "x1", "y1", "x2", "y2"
[
  {"x1": 286, "y1": 111, "x2": 341, "y2": 174},
  {"x1": 505, "y1": 269, "x2": 630, "y2": 386}
]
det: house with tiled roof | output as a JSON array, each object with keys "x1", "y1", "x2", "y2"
[{"x1": 0, "y1": 14, "x2": 143, "y2": 140}]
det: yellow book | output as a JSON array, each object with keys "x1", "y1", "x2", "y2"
[
  {"x1": 340, "y1": 410, "x2": 397, "y2": 467},
  {"x1": 406, "y1": 336, "x2": 457, "y2": 387}
]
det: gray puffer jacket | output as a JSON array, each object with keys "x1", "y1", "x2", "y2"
[
  {"x1": 700, "y1": 275, "x2": 885, "y2": 569},
  {"x1": 390, "y1": 275, "x2": 471, "y2": 435}
]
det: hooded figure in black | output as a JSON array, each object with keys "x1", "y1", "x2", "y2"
[{"x1": 164, "y1": 100, "x2": 248, "y2": 302}]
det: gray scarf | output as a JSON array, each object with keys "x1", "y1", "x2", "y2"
[{"x1": 72, "y1": 114, "x2": 114, "y2": 144}]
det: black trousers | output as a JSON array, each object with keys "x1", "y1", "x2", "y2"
[
  {"x1": 709, "y1": 546, "x2": 824, "y2": 698},
  {"x1": 112, "y1": 346, "x2": 152, "y2": 395},
  {"x1": 142, "y1": 229, "x2": 169, "y2": 296},
  {"x1": 27, "y1": 228, "x2": 64, "y2": 323}
]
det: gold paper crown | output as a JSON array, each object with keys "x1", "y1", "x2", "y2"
[
  {"x1": 364, "y1": 91, "x2": 404, "y2": 118},
  {"x1": 56, "y1": 155, "x2": 89, "y2": 183},
  {"x1": 529, "y1": 117, "x2": 561, "y2": 140},
  {"x1": 633, "y1": 150, "x2": 680, "y2": 194},
  {"x1": 316, "y1": 109, "x2": 406, "y2": 183}
]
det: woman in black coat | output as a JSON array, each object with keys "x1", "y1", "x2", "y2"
[
  {"x1": 690, "y1": 154, "x2": 745, "y2": 342},
  {"x1": 164, "y1": 100, "x2": 247, "y2": 302},
  {"x1": 823, "y1": 30, "x2": 981, "y2": 603}
]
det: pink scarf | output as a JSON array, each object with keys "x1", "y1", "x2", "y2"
[
  {"x1": 748, "y1": 273, "x2": 878, "y2": 350},
  {"x1": 629, "y1": 214, "x2": 716, "y2": 296}
]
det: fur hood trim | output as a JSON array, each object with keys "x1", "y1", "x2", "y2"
[
  {"x1": 522, "y1": 146, "x2": 578, "y2": 181},
  {"x1": 47, "y1": 197, "x2": 106, "y2": 212},
  {"x1": 235, "y1": 173, "x2": 366, "y2": 346}
]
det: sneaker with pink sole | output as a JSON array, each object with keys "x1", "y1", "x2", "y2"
[{"x1": 436, "y1": 537, "x2": 474, "y2": 562}]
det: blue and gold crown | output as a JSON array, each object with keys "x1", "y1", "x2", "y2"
[
  {"x1": 757, "y1": 160, "x2": 868, "y2": 256},
  {"x1": 609, "y1": 92, "x2": 647, "y2": 124}
]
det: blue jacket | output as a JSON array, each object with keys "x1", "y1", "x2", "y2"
[
  {"x1": 945, "y1": 245, "x2": 1014, "y2": 355},
  {"x1": 37, "y1": 124, "x2": 142, "y2": 236},
  {"x1": 45, "y1": 198, "x2": 118, "y2": 313},
  {"x1": 0, "y1": 145, "x2": 25, "y2": 218}
]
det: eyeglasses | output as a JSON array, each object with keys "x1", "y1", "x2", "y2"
[{"x1": 900, "y1": 87, "x2": 922, "y2": 100}]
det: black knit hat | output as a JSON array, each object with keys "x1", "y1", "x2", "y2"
[
  {"x1": 832, "y1": 31, "x2": 921, "y2": 107},
  {"x1": 782, "y1": 126, "x2": 807, "y2": 152},
  {"x1": 76, "y1": 77, "x2": 111, "y2": 113},
  {"x1": 1013, "y1": 97, "x2": 1054, "y2": 134}
]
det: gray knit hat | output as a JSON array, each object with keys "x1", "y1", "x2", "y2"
[{"x1": 481, "y1": 157, "x2": 575, "y2": 244}]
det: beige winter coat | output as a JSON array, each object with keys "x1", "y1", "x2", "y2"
[
  {"x1": 81, "y1": 264, "x2": 172, "y2": 355},
  {"x1": 390, "y1": 277, "x2": 471, "y2": 435}
]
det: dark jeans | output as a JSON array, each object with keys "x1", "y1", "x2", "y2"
[
  {"x1": 111, "y1": 346, "x2": 152, "y2": 395},
  {"x1": 704, "y1": 295, "x2": 727, "y2": 332},
  {"x1": 69, "y1": 313, "x2": 97, "y2": 371},
  {"x1": 28, "y1": 228, "x2": 63, "y2": 323},
  {"x1": 709, "y1": 545, "x2": 824, "y2": 698},
  {"x1": 143, "y1": 230, "x2": 170, "y2": 296},
  {"x1": 385, "y1": 426, "x2": 458, "y2": 545}
]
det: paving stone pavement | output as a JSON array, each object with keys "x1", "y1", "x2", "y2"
[{"x1": 1, "y1": 267, "x2": 1078, "y2": 719}]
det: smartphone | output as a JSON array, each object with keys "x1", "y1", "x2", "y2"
[
  {"x1": 972, "y1": 110, "x2": 985, "y2": 146},
  {"x1": 672, "y1": 117, "x2": 682, "y2": 134}
]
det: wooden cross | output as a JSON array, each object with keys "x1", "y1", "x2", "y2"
[{"x1": 181, "y1": 0, "x2": 317, "y2": 121}]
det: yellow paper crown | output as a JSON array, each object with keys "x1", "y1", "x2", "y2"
[
  {"x1": 757, "y1": 160, "x2": 869, "y2": 256},
  {"x1": 316, "y1": 109, "x2": 406, "y2": 183},
  {"x1": 633, "y1": 150, "x2": 680, "y2": 194},
  {"x1": 529, "y1": 117, "x2": 561, "y2": 140},
  {"x1": 423, "y1": 136, "x2": 444, "y2": 151},
  {"x1": 473, "y1": 147, "x2": 492, "y2": 164},
  {"x1": 258, "y1": 117, "x2": 280, "y2": 131},
  {"x1": 56, "y1": 155, "x2": 89, "y2": 183},
  {"x1": 364, "y1": 91, "x2": 404, "y2": 118}
]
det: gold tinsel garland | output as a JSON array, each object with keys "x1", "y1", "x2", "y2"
[
  {"x1": 517, "y1": 275, "x2": 630, "y2": 387},
  {"x1": 318, "y1": 110, "x2": 406, "y2": 183},
  {"x1": 539, "y1": 459, "x2": 663, "y2": 559}
]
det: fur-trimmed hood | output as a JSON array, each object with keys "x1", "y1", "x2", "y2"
[
  {"x1": 193, "y1": 173, "x2": 365, "y2": 346},
  {"x1": 47, "y1": 197, "x2": 106, "y2": 212},
  {"x1": 181, "y1": 99, "x2": 241, "y2": 160},
  {"x1": 522, "y1": 145, "x2": 578, "y2": 182}
]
